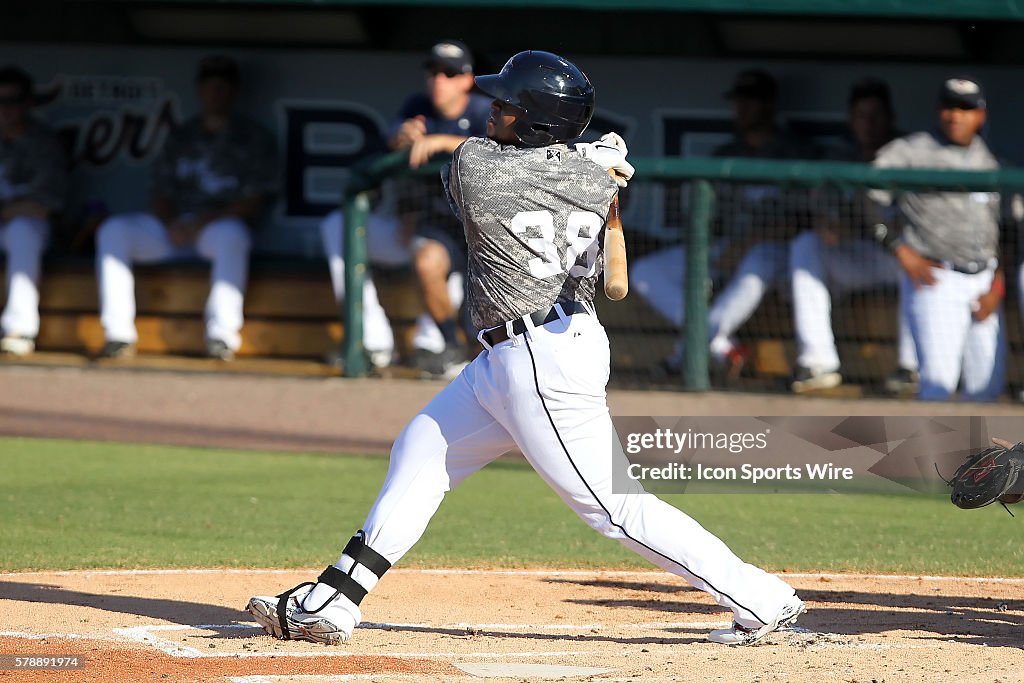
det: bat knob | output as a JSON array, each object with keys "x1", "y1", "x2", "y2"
[{"x1": 605, "y1": 282, "x2": 628, "y2": 301}]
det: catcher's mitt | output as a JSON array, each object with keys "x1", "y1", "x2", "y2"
[{"x1": 948, "y1": 439, "x2": 1024, "y2": 512}]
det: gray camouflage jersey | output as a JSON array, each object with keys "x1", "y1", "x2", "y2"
[
  {"x1": 444, "y1": 137, "x2": 618, "y2": 330},
  {"x1": 871, "y1": 131, "x2": 999, "y2": 266},
  {"x1": 0, "y1": 119, "x2": 67, "y2": 212},
  {"x1": 152, "y1": 114, "x2": 278, "y2": 219}
]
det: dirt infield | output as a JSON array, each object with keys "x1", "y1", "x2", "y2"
[
  {"x1": 3, "y1": 365, "x2": 1024, "y2": 681},
  {"x1": 1, "y1": 569, "x2": 1022, "y2": 682}
]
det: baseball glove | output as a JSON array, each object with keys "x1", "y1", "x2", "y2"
[{"x1": 948, "y1": 438, "x2": 1024, "y2": 512}]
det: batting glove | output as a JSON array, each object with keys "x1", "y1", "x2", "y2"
[
  {"x1": 598, "y1": 132, "x2": 628, "y2": 156},
  {"x1": 575, "y1": 132, "x2": 635, "y2": 188}
]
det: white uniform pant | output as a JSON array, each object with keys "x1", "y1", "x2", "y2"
[
  {"x1": 790, "y1": 232, "x2": 917, "y2": 373},
  {"x1": 321, "y1": 210, "x2": 401, "y2": 355},
  {"x1": 707, "y1": 242, "x2": 787, "y2": 357},
  {"x1": 0, "y1": 216, "x2": 49, "y2": 338},
  {"x1": 96, "y1": 213, "x2": 250, "y2": 350},
  {"x1": 356, "y1": 311, "x2": 796, "y2": 628},
  {"x1": 902, "y1": 267, "x2": 1005, "y2": 401},
  {"x1": 632, "y1": 240, "x2": 786, "y2": 358},
  {"x1": 320, "y1": 209, "x2": 464, "y2": 355}
]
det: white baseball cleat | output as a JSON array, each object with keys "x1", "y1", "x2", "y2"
[
  {"x1": 246, "y1": 583, "x2": 359, "y2": 646},
  {"x1": 707, "y1": 595, "x2": 806, "y2": 646}
]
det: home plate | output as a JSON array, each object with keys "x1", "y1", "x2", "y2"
[{"x1": 454, "y1": 663, "x2": 614, "y2": 678}]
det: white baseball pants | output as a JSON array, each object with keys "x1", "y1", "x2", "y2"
[
  {"x1": 321, "y1": 209, "x2": 399, "y2": 356},
  {"x1": 632, "y1": 244, "x2": 689, "y2": 327},
  {"x1": 352, "y1": 310, "x2": 796, "y2": 629},
  {"x1": 1017, "y1": 261, "x2": 1024, "y2": 343},
  {"x1": 790, "y1": 232, "x2": 917, "y2": 373},
  {"x1": 707, "y1": 241, "x2": 787, "y2": 358},
  {"x1": 320, "y1": 209, "x2": 464, "y2": 356},
  {"x1": 631, "y1": 241, "x2": 726, "y2": 327},
  {"x1": 0, "y1": 216, "x2": 49, "y2": 338},
  {"x1": 901, "y1": 267, "x2": 1005, "y2": 401},
  {"x1": 96, "y1": 213, "x2": 250, "y2": 350},
  {"x1": 632, "y1": 241, "x2": 786, "y2": 360}
]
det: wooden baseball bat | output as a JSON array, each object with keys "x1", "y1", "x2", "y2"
[{"x1": 603, "y1": 180, "x2": 628, "y2": 301}]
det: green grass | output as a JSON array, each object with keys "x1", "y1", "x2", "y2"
[{"x1": 1, "y1": 437, "x2": 1022, "y2": 575}]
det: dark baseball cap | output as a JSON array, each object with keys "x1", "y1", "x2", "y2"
[
  {"x1": 939, "y1": 77, "x2": 986, "y2": 110},
  {"x1": 0, "y1": 65, "x2": 34, "y2": 104},
  {"x1": 196, "y1": 55, "x2": 241, "y2": 85},
  {"x1": 848, "y1": 78, "x2": 893, "y2": 110},
  {"x1": 423, "y1": 40, "x2": 473, "y2": 76},
  {"x1": 724, "y1": 69, "x2": 778, "y2": 101}
]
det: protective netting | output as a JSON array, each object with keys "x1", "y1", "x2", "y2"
[{"x1": 345, "y1": 154, "x2": 1024, "y2": 399}]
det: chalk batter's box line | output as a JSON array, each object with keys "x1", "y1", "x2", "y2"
[
  {"x1": 3, "y1": 623, "x2": 955, "y2": 662},
  {"x1": 114, "y1": 624, "x2": 620, "y2": 659}
]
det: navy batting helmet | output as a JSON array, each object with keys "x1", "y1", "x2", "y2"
[{"x1": 475, "y1": 50, "x2": 595, "y2": 147}]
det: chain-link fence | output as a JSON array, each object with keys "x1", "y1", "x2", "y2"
[{"x1": 341, "y1": 152, "x2": 1024, "y2": 400}]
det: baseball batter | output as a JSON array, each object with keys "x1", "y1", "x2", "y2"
[
  {"x1": 872, "y1": 77, "x2": 1005, "y2": 401},
  {"x1": 248, "y1": 51, "x2": 804, "y2": 647}
]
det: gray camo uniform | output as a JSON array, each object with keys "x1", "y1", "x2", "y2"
[
  {"x1": 152, "y1": 114, "x2": 278, "y2": 220},
  {"x1": 0, "y1": 120, "x2": 67, "y2": 212},
  {"x1": 442, "y1": 137, "x2": 618, "y2": 330},
  {"x1": 871, "y1": 131, "x2": 999, "y2": 268}
]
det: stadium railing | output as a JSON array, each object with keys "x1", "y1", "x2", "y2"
[{"x1": 341, "y1": 150, "x2": 1024, "y2": 400}]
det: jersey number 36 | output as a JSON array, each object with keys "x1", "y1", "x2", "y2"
[{"x1": 511, "y1": 210, "x2": 603, "y2": 279}]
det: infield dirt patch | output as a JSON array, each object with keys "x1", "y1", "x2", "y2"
[{"x1": 1, "y1": 569, "x2": 1021, "y2": 683}]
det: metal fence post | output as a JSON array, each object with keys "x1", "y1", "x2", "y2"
[
  {"x1": 684, "y1": 180, "x2": 714, "y2": 391},
  {"x1": 342, "y1": 191, "x2": 370, "y2": 377}
]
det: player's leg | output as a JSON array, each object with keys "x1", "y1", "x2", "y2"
[
  {"x1": 902, "y1": 270, "x2": 970, "y2": 400},
  {"x1": 320, "y1": 209, "x2": 347, "y2": 302},
  {"x1": 708, "y1": 241, "x2": 787, "y2": 363},
  {"x1": 319, "y1": 209, "x2": 396, "y2": 366},
  {"x1": 410, "y1": 271, "x2": 466, "y2": 357},
  {"x1": 195, "y1": 217, "x2": 251, "y2": 357},
  {"x1": 247, "y1": 364, "x2": 516, "y2": 643},
  {"x1": 961, "y1": 272, "x2": 1007, "y2": 401},
  {"x1": 896, "y1": 292, "x2": 918, "y2": 374},
  {"x1": 414, "y1": 237, "x2": 454, "y2": 328},
  {"x1": 95, "y1": 213, "x2": 174, "y2": 354},
  {"x1": 477, "y1": 313, "x2": 800, "y2": 641},
  {"x1": 829, "y1": 242, "x2": 921, "y2": 392},
  {"x1": 1019, "y1": 256, "x2": 1024, "y2": 328},
  {"x1": 0, "y1": 216, "x2": 49, "y2": 354},
  {"x1": 795, "y1": 238, "x2": 908, "y2": 391},
  {"x1": 789, "y1": 231, "x2": 841, "y2": 389},
  {"x1": 631, "y1": 245, "x2": 687, "y2": 326},
  {"x1": 412, "y1": 230, "x2": 468, "y2": 377}
]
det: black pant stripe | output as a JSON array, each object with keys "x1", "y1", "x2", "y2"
[{"x1": 523, "y1": 336, "x2": 769, "y2": 627}]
